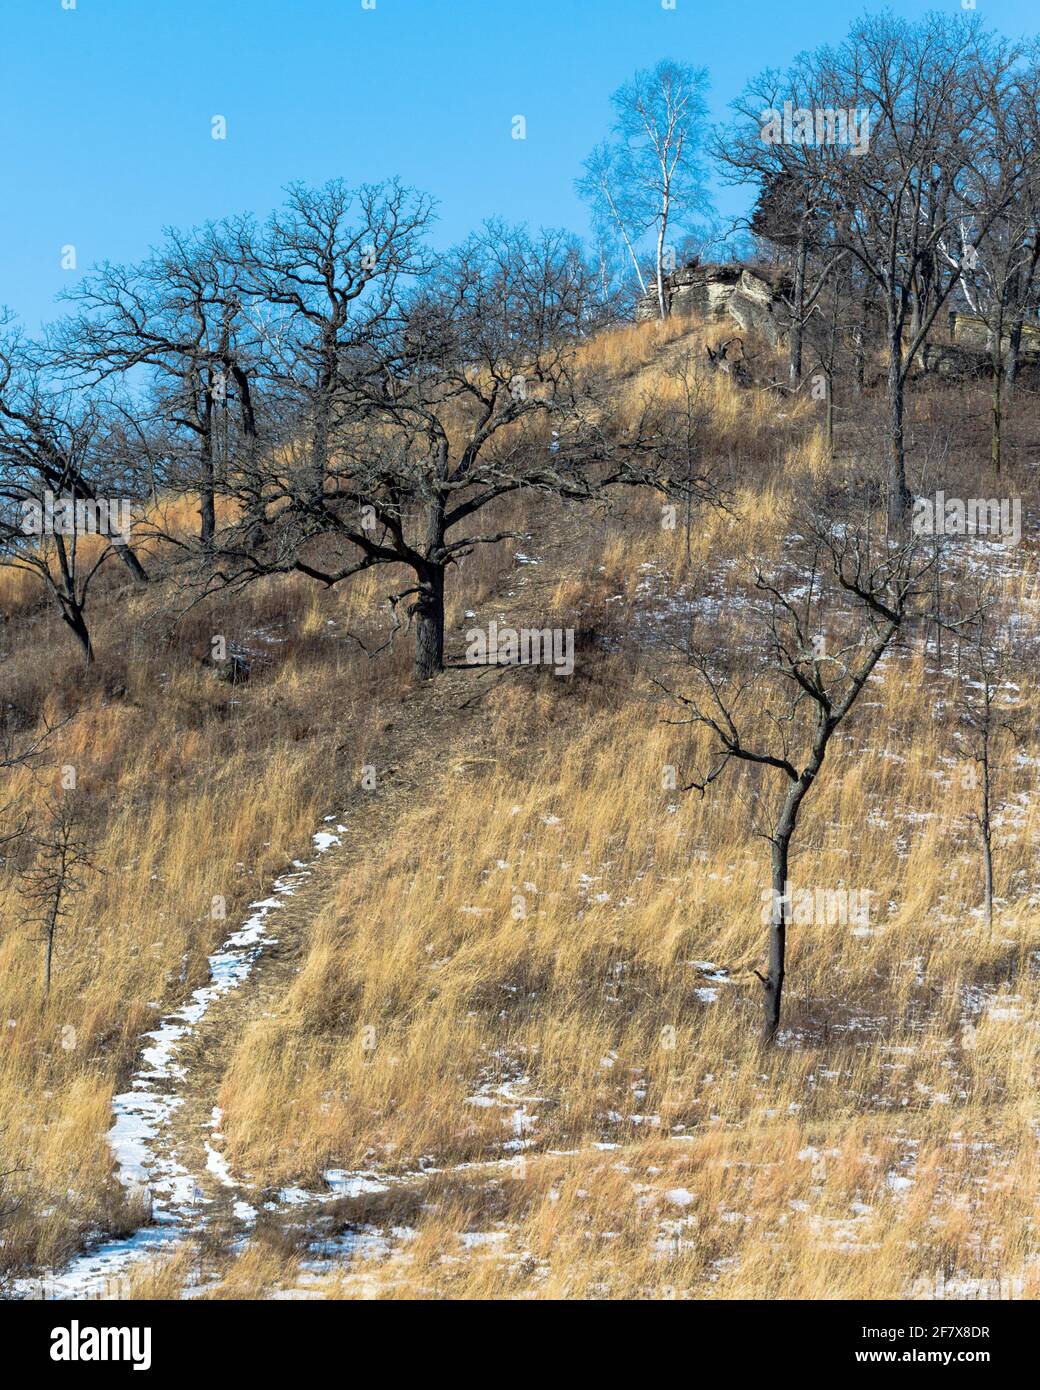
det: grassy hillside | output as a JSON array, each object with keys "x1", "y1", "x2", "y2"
[{"x1": 2, "y1": 316, "x2": 1039, "y2": 1299}]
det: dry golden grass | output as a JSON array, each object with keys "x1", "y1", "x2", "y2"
[
  {"x1": 208, "y1": 485, "x2": 1040, "y2": 1298},
  {"x1": 3, "y1": 312, "x2": 1039, "y2": 1298},
  {"x1": 0, "y1": 552, "x2": 441, "y2": 1275},
  {"x1": 0, "y1": 656, "x2": 361, "y2": 1269}
]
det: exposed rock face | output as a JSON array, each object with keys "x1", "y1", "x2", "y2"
[
  {"x1": 948, "y1": 313, "x2": 998, "y2": 353},
  {"x1": 636, "y1": 265, "x2": 1040, "y2": 381},
  {"x1": 635, "y1": 262, "x2": 793, "y2": 346},
  {"x1": 946, "y1": 311, "x2": 1040, "y2": 356},
  {"x1": 921, "y1": 339, "x2": 1040, "y2": 388},
  {"x1": 920, "y1": 312, "x2": 1040, "y2": 383}
]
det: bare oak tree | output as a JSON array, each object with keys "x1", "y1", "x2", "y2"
[
  {"x1": 204, "y1": 222, "x2": 697, "y2": 679},
  {"x1": 56, "y1": 223, "x2": 262, "y2": 547},
  {"x1": 0, "y1": 325, "x2": 148, "y2": 661},
  {"x1": 229, "y1": 179, "x2": 435, "y2": 506}
]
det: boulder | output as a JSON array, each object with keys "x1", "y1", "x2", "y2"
[{"x1": 636, "y1": 262, "x2": 793, "y2": 346}]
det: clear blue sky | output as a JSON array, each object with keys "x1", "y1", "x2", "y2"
[{"x1": 2, "y1": 0, "x2": 1036, "y2": 331}]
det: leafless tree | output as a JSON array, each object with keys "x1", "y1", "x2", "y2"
[
  {"x1": 663, "y1": 518, "x2": 933, "y2": 1042},
  {"x1": 203, "y1": 221, "x2": 706, "y2": 679},
  {"x1": 809, "y1": 15, "x2": 1029, "y2": 525},
  {"x1": 0, "y1": 325, "x2": 149, "y2": 661},
  {"x1": 20, "y1": 795, "x2": 99, "y2": 993},
  {"x1": 55, "y1": 222, "x2": 262, "y2": 546},
  {"x1": 717, "y1": 15, "x2": 1036, "y2": 524},
  {"x1": 578, "y1": 61, "x2": 711, "y2": 319},
  {"x1": 663, "y1": 349, "x2": 712, "y2": 560},
  {"x1": 713, "y1": 58, "x2": 851, "y2": 385},
  {"x1": 955, "y1": 593, "x2": 1019, "y2": 936},
  {"x1": 0, "y1": 716, "x2": 64, "y2": 864},
  {"x1": 228, "y1": 178, "x2": 435, "y2": 506},
  {"x1": 801, "y1": 254, "x2": 865, "y2": 461},
  {"x1": 957, "y1": 51, "x2": 1040, "y2": 470}
]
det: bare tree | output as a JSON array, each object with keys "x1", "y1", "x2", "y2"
[
  {"x1": 664, "y1": 519, "x2": 931, "y2": 1042},
  {"x1": 717, "y1": 15, "x2": 1034, "y2": 524},
  {"x1": 0, "y1": 328, "x2": 148, "y2": 662},
  {"x1": 229, "y1": 179, "x2": 435, "y2": 506},
  {"x1": 955, "y1": 595, "x2": 1018, "y2": 936},
  {"x1": 578, "y1": 61, "x2": 711, "y2": 319},
  {"x1": 56, "y1": 223, "x2": 262, "y2": 547},
  {"x1": 20, "y1": 796, "x2": 99, "y2": 993},
  {"x1": 957, "y1": 52, "x2": 1040, "y2": 471},
  {"x1": 809, "y1": 14, "x2": 1029, "y2": 525},
  {"x1": 204, "y1": 222, "x2": 700, "y2": 680},
  {"x1": 713, "y1": 59, "x2": 850, "y2": 386},
  {"x1": 578, "y1": 141, "x2": 651, "y2": 300},
  {"x1": 0, "y1": 717, "x2": 64, "y2": 862},
  {"x1": 802, "y1": 254, "x2": 864, "y2": 461},
  {"x1": 663, "y1": 349, "x2": 711, "y2": 560}
]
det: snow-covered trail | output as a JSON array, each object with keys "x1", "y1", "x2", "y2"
[
  {"x1": 14, "y1": 800, "x2": 538, "y2": 1300},
  {"x1": 14, "y1": 821, "x2": 347, "y2": 1300},
  {"x1": 12, "y1": 538, "x2": 572, "y2": 1301}
]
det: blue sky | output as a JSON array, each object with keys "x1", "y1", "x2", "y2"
[{"x1": 2, "y1": 0, "x2": 1036, "y2": 330}]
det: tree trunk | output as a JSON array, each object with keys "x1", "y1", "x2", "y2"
[
  {"x1": 114, "y1": 541, "x2": 149, "y2": 584},
  {"x1": 63, "y1": 604, "x2": 94, "y2": 664},
  {"x1": 854, "y1": 284, "x2": 870, "y2": 396},
  {"x1": 762, "y1": 835, "x2": 789, "y2": 1044},
  {"x1": 1006, "y1": 317, "x2": 1022, "y2": 390},
  {"x1": 909, "y1": 276, "x2": 921, "y2": 344},
  {"x1": 824, "y1": 370, "x2": 834, "y2": 460},
  {"x1": 762, "y1": 768, "x2": 819, "y2": 1043},
  {"x1": 414, "y1": 565, "x2": 445, "y2": 680},
  {"x1": 991, "y1": 357, "x2": 1003, "y2": 474},
  {"x1": 991, "y1": 300, "x2": 1005, "y2": 473},
  {"x1": 199, "y1": 399, "x2": 216, "y2": 547},
  {"x1": 44, "y1": 902, "x2": 59, "y2": 992},
  {"x1": 233, "y1": 364, "x2": 257, "y2": 440},
  {"x1": 311, "y1": 375, "x2": 332, "y2": 503},
  {"x1": 981, "y1": 742, "x2": 994, "y2": 936},
  {"x1": 656, "y1": 227, "x2": 669, "y2": 321},
  {"x1": 789, "y1": 232, "x2": 807, "y2": 386},
  {"x1": 853, "y1": 321, "x2": 865, "y2": 397},
  {"x1": 655, "y1": 189, "x2": 670, "y2": 321},
  {"x1": 1005, "y1": 238, "x2": 1039, "y2": 393},
  {"x1": 886, "y1": 332, "x2": 911, "y2": 529}
]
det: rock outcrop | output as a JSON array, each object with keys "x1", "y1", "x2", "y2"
[
  {"x1": 920, "y1": 312, "x2": 1040, "y2": 384},
  {"x1": 946, "y1": 311, "x2": 1040, "y2": 356},
  {"x1": 635, "y1": 262, "x2": 793, "y2": 346}
]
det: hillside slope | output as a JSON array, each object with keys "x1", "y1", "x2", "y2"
[{"x1": 3, "y1": 316, "x2": 1040, "y2": 1300}]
